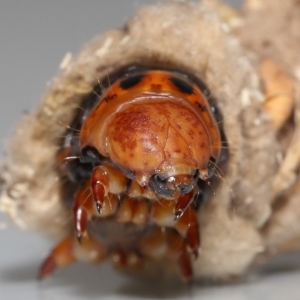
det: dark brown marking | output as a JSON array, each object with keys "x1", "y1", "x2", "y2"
[
  {"x1": 103, "y1": 94, "x2": 117, "y2": 102},
  {"x1": 170, "y1": 76, "x2": 194, "y2": 95},
  {"x1": 151, "y1": 83, "x2": 162, "y2": 90},
  {"x1": 195, "y1": 102, "x2": 208, "y2": 112},
  {"x1": 120, "y1": 73, "x2": 145, "y2": 90}
]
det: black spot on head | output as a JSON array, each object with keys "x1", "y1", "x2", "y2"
[
  {"x1": 65, "y1": 159, "x2": 93, "y2": 183},
  {"x1": 120, "y1": 73, "x2": 145, "y2": 90},
  {"x1": 170, "y1": 76, "x2": 194, "y2": 95},
  {"x1": 148, "y1": 174, "x2": 175, "y2": 197},
  {"x1": 80, "y1": 146, "x2": 103, "y2": 165},
  {"x1": 195, "y1": 102, "x2": 208, "y2": 112}
]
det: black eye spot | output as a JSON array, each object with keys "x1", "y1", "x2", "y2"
[
  {"x1": 148, "y1": 175, "x2": 175, "y2": 197},
  {"x1": 119, "y1": 73, "x2": 145, "y2": 90},
  {"x1": 177, "y1": 183, "x2": 193, "y2": 194},
  {"x1": 80, "y1": 146, "x2": 103, "y2": 164},
  {"x1": 67, "y1": 161, "x2": 93, "y2": 183},
  {"x1": 170, "y1": 76, "x2": 194, "y2": 95},
  {"x1": 157, "y1": 173, "x2": 169, "y2": 180},
  {"x1": 195, "y1": 102, "x2": 209, "y2": 112}
]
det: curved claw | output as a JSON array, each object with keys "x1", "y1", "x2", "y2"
[
  {"x1": 73, "y1": 179, "x2": 119, "y2": 241},
  {"x1": 96, "y1": 201, "x2": 102, "y2": 213},
  {"x1": 174, "y1": 209, "x2": 183, "y2": 220},
  {"x1": 174, "y1": 188, "x2": 198, "y2": 220},
  {"x1": 90, "y1": 167, "x2": 109, "y2": 214},
  {"x1": 76, "y1": 232, "x2": 82, "y2": 244},
  {"x1": 90, "y1": 165, "x2": 128, "y2": 214}
]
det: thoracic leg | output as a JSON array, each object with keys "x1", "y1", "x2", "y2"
[
  {"x1": 74, "y1": 164, "x2": 128, "y2": 241},
  {"x1": 90, "y1": 165, "x2": 128, "y2": 213},
  {"x1": 38, "y1": 235, "x2": 107, "y2": 279},
  {"x1": 111, "y1": 248, "x2": 143, "y2": 270},
  {"x1": 151, "y1": 197, "x2": 200, "y2": 258},
  {"x1": 73, "y1": 180, "x2": 118, "y2": 242},
  {"x1": 138, "y1": 227, "x2": 193, "y2": 282},
  {"x1": 116, "y1": 196, "x2": 149, "y2": 225},
  {"x1": 174, "y1": 188, "x2": 198, "y2": 219}
]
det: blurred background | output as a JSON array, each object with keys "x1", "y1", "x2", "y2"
[{"x1": 1, "y1": 1, "x2": 300, "y2": 299}]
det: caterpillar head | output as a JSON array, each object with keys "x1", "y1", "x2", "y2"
[{"x1": 79, "y1": 69, "x2": 221, "y2": 198}]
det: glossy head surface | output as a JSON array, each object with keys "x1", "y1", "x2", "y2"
[{"x1": 80, "y1": 69, "x2": 221, "y2": 187}]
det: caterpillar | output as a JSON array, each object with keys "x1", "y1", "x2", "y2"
[
  {"x1": 1, "y1": 0, "x2": 300, "y2": 284},
  {"x1": 42, "y1": 66, "x2": 225, "y2": 282}
]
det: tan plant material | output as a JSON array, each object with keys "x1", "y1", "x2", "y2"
[{"x1": 260, "y1": 58, "x2": 295, "y2": 132}]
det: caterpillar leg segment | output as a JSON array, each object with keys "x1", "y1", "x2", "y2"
[
  {"x1": 151, "y1": 196, "x2": 200, "y2": 258},
  {"x1": 175, "y1": 207, "x2": 200, "y2": 258},
  {"x1": 73, "y1": 180, "x2": 118, "y2": 242},
  {"x1": 174, "y1": 188, "x2": 198, "y2": 219},
  {"x1": 74, "y1": 164, "x2": 127, "y2": 242},
  {"x1": 90, "y1": 166, "x2": 109, "y2": 213},
  {"x1": 116, "y1": 196, "x2": 149, "y2": 225},
  {"x1": 111, "y1": 249, "x2": 143, "y2": 270},
  {"x1": 38, "y1": 235, "x2": 107, "y2": 279},
  {"x1": 90, "y1": 165, "x2": 127, "y2": 213},
  {"x1": 38, "y1": 237, "x2": 75, "y2": 279},
  {"x1": 138, "y1": 228, "x2": 193, "y2": 282}
]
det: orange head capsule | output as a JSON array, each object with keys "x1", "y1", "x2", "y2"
[{"x1": 79, "y1": 69, "x2": 221, "y2": 196}]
